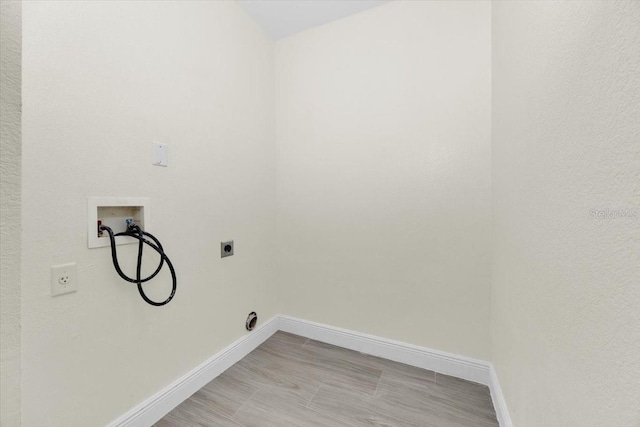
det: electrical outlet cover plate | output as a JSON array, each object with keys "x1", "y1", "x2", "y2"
[
  {"x1": 221, "y1": 241, "x2": 234, "y2": 258},
  {"x1": 51, "y1": 263, "x2": 78, "y2": 296}
]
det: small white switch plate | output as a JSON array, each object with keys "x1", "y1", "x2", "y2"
[
  {"x1": 152, "y1": 142, "x2": 168, "y2": 167},
  {"x1": 51, "y1": 263, "x2": 78, "y2": 297}
]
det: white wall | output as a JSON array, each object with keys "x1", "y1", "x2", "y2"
[
  {"x1": 21, "y1": 1, "x2": 278, "y2": 425},
  {"x1": 276, "y1": 1, "x2": 492, "y2": 359},
  {"x1": 491, "y1": 1, "x2": 640, "y2": 426},
  {"x1": 1, "y1": 1, "x2": 22, "y2": 425},
  {"x1": 17, "y1": 1, "x2": 640, "y2": 426}
]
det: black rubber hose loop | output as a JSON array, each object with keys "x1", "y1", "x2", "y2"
[{"x1": 100, "y1": 225, "x2": 176, "y2": 306}]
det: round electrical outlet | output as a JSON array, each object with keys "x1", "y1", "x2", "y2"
[{"x1": 221, "y1": 240, "x2": 234, "y2": 258}]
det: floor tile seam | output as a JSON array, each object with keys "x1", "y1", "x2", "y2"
[
  {"x1": 304, "y1": 380, "x2": 326, "y2": 408},
  {"x1": 435, "y1": 373, "x2": 489, "y2": 391},
  {"x1": 239, "y1": 351, "x2": 329, "y2": 398},
  {"x1": 395, "y1": 397, "x2": 498, "y2": 426},
  {"x1": 308, "y1": 392, "x2": 424, "y2": 427},
  {"x1": 166, "y1": 407, "x2": 233, "y2": 427},
  {"x1": 305, "y1": 392, "x2": 368, "y2": 427},
  {"x1": 219, "y1": 412, "x2": 248, "y2": 427},
  {"x1": 187, "y1": 395, "x2": 244, "y2": 421},
  {"x1": 228, "y1": 387, "x2": 261, "y2": 421},
  {"x1": 377, "y1": 386, "x2": 496, "y2": 418},
  {"x1": 305, "y1": 403, "x2": 359, "y2": 427},
  {"x1": 372, "y1": 369, "x2": 384, "y2": 398},
  {"x1": 367, "y1": 396, "x2": 456, "y2": 427},
  {"x1": 429, "y1": 386, "x2": 494, "y2": 405},
  {"x1": 183, "y1": 396, "x2": 246, "y2": 425},
  {"x1": 371, "y1": 382, "x2": 497, "y2": 423}
]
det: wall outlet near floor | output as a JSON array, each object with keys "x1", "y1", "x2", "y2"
[{"x1": 51, "y1": 263, "x2": 78, "y2": 296}]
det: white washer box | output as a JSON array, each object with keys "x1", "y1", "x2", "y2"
[{"x1": 87, "y1": 197, "x2": 150, "y2": 249}]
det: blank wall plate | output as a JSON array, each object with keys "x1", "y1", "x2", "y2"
[
  {"x1": 51, "y1": 263, "x2": 78, "y2": 296},
  {"x1": 153, "y1": 142, "x2": 168, "y2": 167}
]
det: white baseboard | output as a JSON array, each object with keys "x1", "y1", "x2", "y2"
[
  {"x1": 489, "y1": 364, "x2": 513, "y2": 427},
  {"x1": 107, "y1": 314, "x2": 511, "y2": 427},
  {"x1": 106, "y1": 315, "x2": 279, "y2": 427},
  {"x1": 278, "y1": 315, "x2": 492, "y2": 385},
  {"x1": 278, "y1": 316, "x2": 513, "y2": 427}
]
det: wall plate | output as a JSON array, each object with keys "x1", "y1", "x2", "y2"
[
  {"x1": 51, "y1": 263, "x2": 78, "y2": 296},
  {"x1": 152, "y1": 142, "x2": 168, "y2": 167},
  {"x1": 221, "y1": 241, "x2": 234, "y2": 258}
]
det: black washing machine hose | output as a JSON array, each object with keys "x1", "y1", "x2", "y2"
[{"x1": 100, "y1": 224, "x2": 176, "y2": 306}]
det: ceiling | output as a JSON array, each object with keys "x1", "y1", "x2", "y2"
[{"x1": 236, "y1": 0, "x2": 390, "y2": 40}]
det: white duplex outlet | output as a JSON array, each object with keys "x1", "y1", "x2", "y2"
[{"x1": 51, "y1": 263, "x2": 78, "y2": 296}]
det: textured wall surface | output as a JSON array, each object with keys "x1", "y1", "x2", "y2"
[
  {"x1": 15, "y1": 1, "x2": 640, "y2": 426},
  {"x1": 276, "y1": 1, "x2": 492, "y2": 359},
  {"x1": 21, "y1": 2, "x2": 278, "y2": 425},
  {"x1": 491, "y1": 1, "x2": 640, "y2": 426},
  {"x1": 0, "y1": 1, "x2": 22, "y2": 426}
]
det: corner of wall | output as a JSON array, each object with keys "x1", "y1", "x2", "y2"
[{"x1": 0, "y1": 0, "x2": 22, "y2": 425}]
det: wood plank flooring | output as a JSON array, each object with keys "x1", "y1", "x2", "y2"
[{"x1": 155, "y1": 331, "x2": 499, "y2": 427}]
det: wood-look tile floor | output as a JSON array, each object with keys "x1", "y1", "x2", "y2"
[{"x1": 155, "y1": 332, "x2": 499, "y2": 427}]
